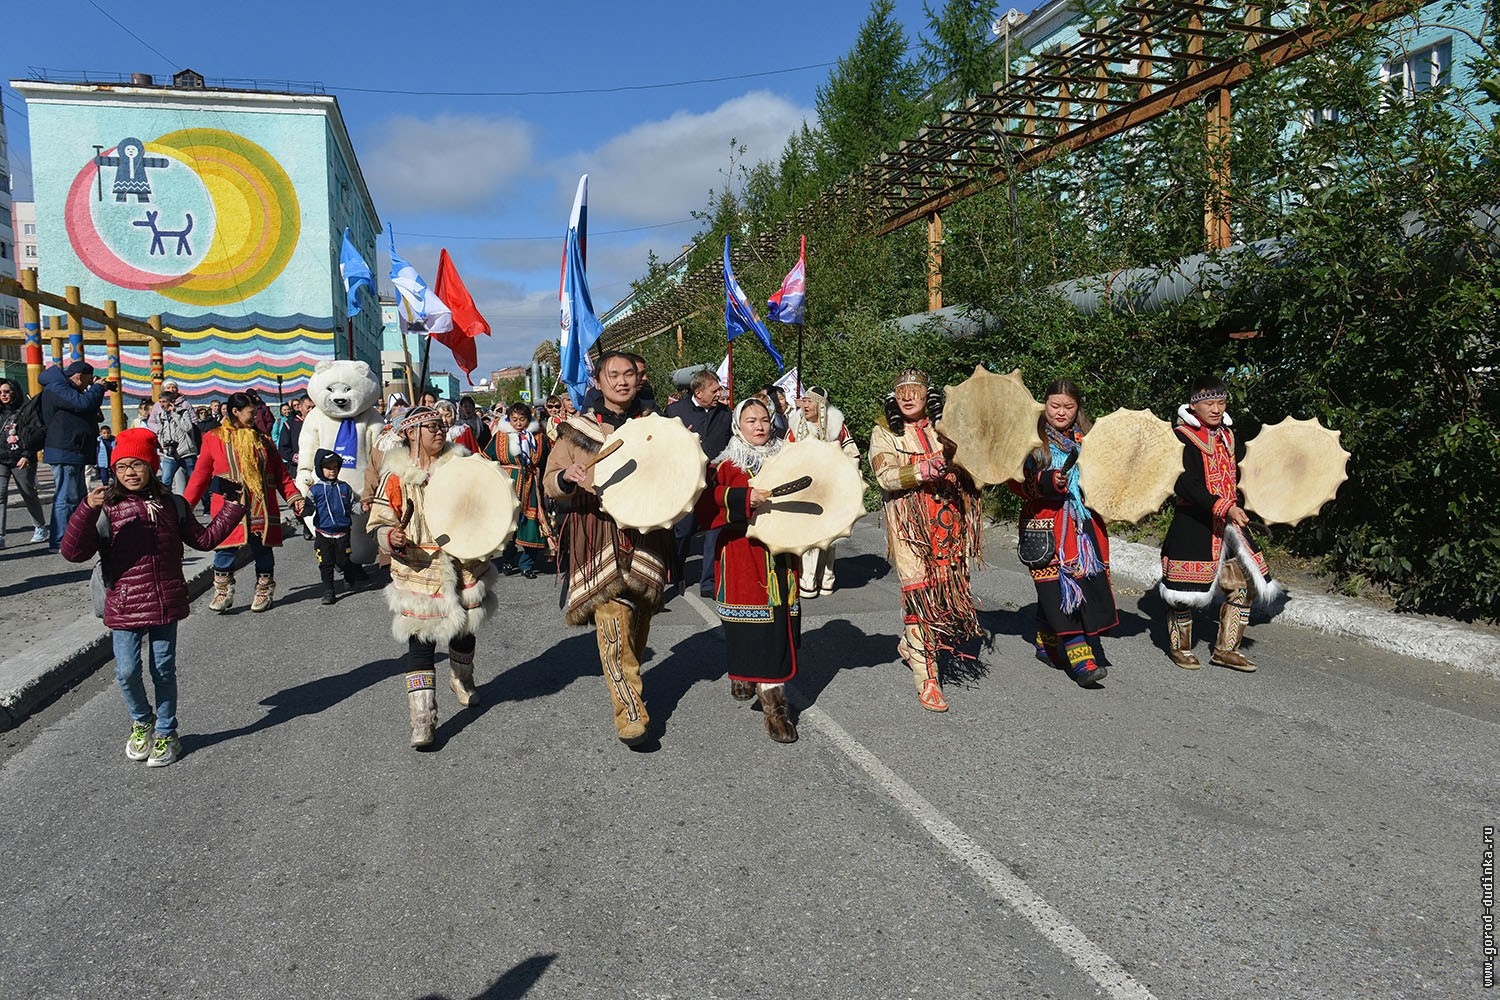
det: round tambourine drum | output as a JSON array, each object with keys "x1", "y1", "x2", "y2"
[
  {"x1": 747, "y1": 439, "x2": 866, "y2": 557},
  {"x1": 1076, "y1": 408, "x2": 1182, "y2": 524},
  {"x1": 593, "y1": 413, "x2": 708, "y2": 532},
  {"x1": 422, "y1": 455, "x2": 519, "y2": 561},
  {"x1": 937, "y1": 365, "x2": 1045, "y2": 487},
  {"x1": 1240, "y1": 417, "x2": 1350, "y2": 526}
]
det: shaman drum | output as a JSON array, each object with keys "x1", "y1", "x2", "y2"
[
  {"x1": 422, "y1": 455, "x2": 519, "y2": 561},
  {"x1": 937, "y1": 365, "x2": 1044, "y2": 487},
  {"x1": 747, "y1": 439, "x2": 867, "y2": 556},
  {"x1": 593, "y1": 413, "x2": 708, "y2": 532},
  {"x1": 1240, "y1": 416, "x2": 1350, "y2": 526},
  {"x1": 1076, "y1": 408, "x2": 1182, "y2": 524}
]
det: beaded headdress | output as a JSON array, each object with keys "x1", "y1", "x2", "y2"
[
  {"x1": 1189, "y1": 386, "x2": 1229, "y2": 404},
  {"x1": 893, "y1": 368, "x2": 930, "y2": 392}
]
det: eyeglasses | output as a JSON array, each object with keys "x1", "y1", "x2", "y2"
[
  {"x1": 417, "y1": 423, "x2": 444, "y2": 433},
  {"x1": 114, "y1": 459, "x2": 151, "y2": 473}
]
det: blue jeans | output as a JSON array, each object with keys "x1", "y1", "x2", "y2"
[
  {"x1": 213, "y1": 536, "x2": 276, "y2": 575},
  {"x1": 49, "y1": 463, "x2": 85, "y2": 550},
  {"x1": 159, "y1": 453, "x2": 196, "y2": 495},
  {"x1": 112, "y1": 622, "x2": 179, "y2": 735}
]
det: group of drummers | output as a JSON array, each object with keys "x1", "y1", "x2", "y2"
[{"x1": 368, "y1": 350, "x2": 1281, "y2": 751}]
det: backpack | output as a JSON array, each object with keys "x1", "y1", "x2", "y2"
[
  {"x1": 90, "y1": 495, "x2": 190, "y2": 619},
  {"x1": 14, "y1": 394, "x2": 45, "y2": 453}
]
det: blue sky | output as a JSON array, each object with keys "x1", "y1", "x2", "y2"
[{"x1": 4, "y1": 0, "x2": 1038, "y2": 375}]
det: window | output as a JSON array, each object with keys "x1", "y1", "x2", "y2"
[
  {"x1": 0, "y1": 241, "x2": 8, "y2": 259},
  {"x1": 1384, "y1": 39, "x2": 1453, "y2": 96},
  {"x1": 23, "y1": 223, "x2": 35, "y2": 236},
  {"x1": 0, "y1": 206, "x2": 9, "y2": 227},
  {"x1": 25, "y1": 244, "x2": 37, "y2": 258}
]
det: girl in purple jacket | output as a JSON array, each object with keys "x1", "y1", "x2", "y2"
[{"x1": 61, "y1": 428, "x2": 245, "y2": 767}]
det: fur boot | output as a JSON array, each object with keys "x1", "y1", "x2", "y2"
[
  {"x1": 448, "y1": 647, "x2": 479, "y2": 707},
  {"x1": 1167, "y1": 609, "x2": 1200, "y2": 668},
  {"x1": 901, "y1": 624, "x2": 947, "y2": 712},
  {"x1": 757, "y1": 684, "x2": 798, "y2": 743},
  {"x1": 250, "y1": 573, "x2": 275, "y2": 613},
  {"x1": 596, "y1": 601, "x2": 649, "y2": 746},
  {"x1": 406, "y1": 671, "x2": 438, "y2": 748},
  {"x1": 1210, "y1": 590, "x2": 1256, "y2": 671},
  {"x1": 729, "y1": 679, "x2": 757, "y2": 701},
  {"x1": 209, "y1": 571, "x2": 235, "y2": 613}
]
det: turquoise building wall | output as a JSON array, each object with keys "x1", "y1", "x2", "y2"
[{"x1": 13, "y1": 80, "x2": 380, "y2": 399}]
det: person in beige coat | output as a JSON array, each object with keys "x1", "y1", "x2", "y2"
[
  {"x1": 866, "y1": 369, "x2": 983, "y2": 713},
  {"x1": 368, "y1": 406, "x2": 498, "y2": 749}
]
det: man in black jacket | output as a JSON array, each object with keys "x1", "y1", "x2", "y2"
[
  {"x1": 664, "y1": 369, "x2": 732, "y2": 597},
  {"x1": 39, "y1": 361, "x2": 111, "y2": 553}
]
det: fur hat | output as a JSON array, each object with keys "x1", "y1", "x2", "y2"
[{"x1": 111, "y1": 427, "x2": 159, "y2": 471}]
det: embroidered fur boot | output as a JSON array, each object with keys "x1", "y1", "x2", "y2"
[
  {"x1": 448, "y1": 649, "x2": 479, "y2": 707},
  {"x1": 757, "y1": 684, "x2": 798, "y2": 743},
  {"x1": 208, "y1": 571, "x2": 235, "y2": 613},
  {"x1": 406, "y1": 671, "x2": 438, "y2": 748},
  {"x1": 1167, "y1": 609, "x2": 1200, "y2": 669},
  {"x1": 1210, "y1": 592, "x2": 1256, "y2": 671},
  {"x1": 899, "y1": 625, "x2": 948, "y2": 712},
  {"x1": 596, "y1": 602, "x2": 649, "y2": 746},
  {"x1": 249, "y1": 573, "x2": 275, "y2": 613}
]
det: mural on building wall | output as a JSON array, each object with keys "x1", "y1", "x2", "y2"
[{"x1": 58, "y1": 125, "x2": 332, "y2": 399}]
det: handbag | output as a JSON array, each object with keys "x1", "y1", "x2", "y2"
[{"x1": 1017, "y1": 518, "x2": 1055, "y2": 569}]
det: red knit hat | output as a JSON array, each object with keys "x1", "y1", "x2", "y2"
[{"x1": 111, "y1": 427, "x2": 160, "y2": 472}]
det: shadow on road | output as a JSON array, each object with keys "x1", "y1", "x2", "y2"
[
  {"x1": 793, "y1": 618, "x2": 902, "y2": 706},
  {"x1": 413, "y1": 952, "x2": 557, "y2": 1000},
  {"x1": 188, "y1": 655, "x2": 402, "y2": 753},
  {"x1": 831, "y1": 552, "x2": 889, "y2": 590},
  {"x1": 0, "y1": 568, "x2": 90, "y2": 597},
  {"x1": 435, "y1": 632, "x2": 603, "y2": 746}
]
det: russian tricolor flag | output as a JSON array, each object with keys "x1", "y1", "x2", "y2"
[{"x1": 766, "y1": 235, "x2": 806, "y2": 326}]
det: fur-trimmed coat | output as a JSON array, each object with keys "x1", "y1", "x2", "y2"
[
  {"x1": 787, "y1": 400, "x2": 859, "y2": 464},
  {"x1": 368, "y1": 442, "x2": 498, "y2": 644},
  {"x1": 543, "y1": 409, "x2": 674, "y2": 625},
  {"x1": 1158, "y1": 423, "x2": 1280, "y2": 608}
]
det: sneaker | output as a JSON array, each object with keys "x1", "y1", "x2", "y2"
[
  {"x1": 146, "y1": 732, "x2": 182, "y2": 768},
  {"x1": 30, "y1": 526, "x2": 49, "y2": 543},
  {"x1": 125, "y1": 721, "x2": 153, "y2": 761}
]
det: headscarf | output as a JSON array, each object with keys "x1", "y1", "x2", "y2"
[{"x1": 712, "y1": 398, "x2": 783, "y2": 475}]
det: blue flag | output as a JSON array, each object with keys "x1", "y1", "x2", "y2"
[
  {"x1": 340, "y1": 228, "x2": 374, "y2": 319},
  {"x1": 723, "y1": 235, "x2": 784, "y2": 370},
  {"x1": 558, "y1": 176, "x2": 602, "y2": 409}
]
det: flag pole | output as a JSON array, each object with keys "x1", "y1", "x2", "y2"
[
  {"x1": 400, "y1": 327, "x2": 417, "y2": 404},
  {"x1": 796, "y1": 234, "x2": 806, "y2": 397},
  {"x1": 727, "y1": 340, "x2": 735, "y2": 407},
  {"x1": 417, "y1": 331, "x2": 432, "y2": 402}
]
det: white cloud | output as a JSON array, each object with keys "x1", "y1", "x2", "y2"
[
  {"x1": 563, "y1": 91, "x2": 812, "y2": 224},
  {"x1": 361, "y1": 113, "x2": 535, "y2": 216}
]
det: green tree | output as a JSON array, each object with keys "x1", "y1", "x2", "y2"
[
  {"x1": 814, "y1": 0, "x2": 924, "y2": 179},
  {"x1": 919, "y1": 0, "x2": 1003, "y2": 111}
]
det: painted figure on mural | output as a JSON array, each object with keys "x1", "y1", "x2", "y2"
[
  {"x1": 96, "y1": 137, "x2": 169, "y2": 203},
  {"x1": 132, "y1": 211, "x2": 195, "y2": 256}
]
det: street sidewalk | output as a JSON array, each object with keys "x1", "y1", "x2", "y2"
[{"x1": 2, "y1": 517, "x2": 1496, "y2": 731}]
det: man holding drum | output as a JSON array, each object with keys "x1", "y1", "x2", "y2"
[{"x1": 545, "y1": 352, "x2": 676, "y2": 747}]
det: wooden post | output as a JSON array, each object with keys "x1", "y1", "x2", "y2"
[
  {"x1": 676, "y1": 324, "x2": 683, "y2": 359},
  {"x1": 104, "y1": 300, "x2": 125, "y2": 433},
  {"x1": 1206, "y1": 88, "x2": 1233, "y2": 250},
  {"x1": 148, "y1": 316, "x2": 164, "y2": 401},
  {"x1": 21, "y1": 268, "x2": 42, "y2": 396},
  {"x1": 64, "y1": 286, "x2": 85, "y2": 364},
  {"x1": 48, "y1": 317, "x2": 63, "y2": 367},
  {"x1": 926, "y1": 211, "x2": 944, "y2": 312}
]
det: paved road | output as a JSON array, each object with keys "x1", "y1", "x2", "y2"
[{"x1": 1, "y1": 520, "x2": 1494, "y2": 999}]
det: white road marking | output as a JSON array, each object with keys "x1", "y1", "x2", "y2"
[{"x1": 682, "y1": 591, "x2": 1158, "y2": 1000}]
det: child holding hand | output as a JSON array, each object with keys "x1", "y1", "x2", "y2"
[{"x1": 61, "y1": 428, "x2": 245, "y2": 767}]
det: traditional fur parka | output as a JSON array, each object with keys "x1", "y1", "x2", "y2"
[{"x1": 368, "y1": 441, "x2": 499, "y2": 644}]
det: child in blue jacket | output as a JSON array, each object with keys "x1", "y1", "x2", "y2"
[{"x1": 309, "y1": 449, "x2": 359, "y2": 604}]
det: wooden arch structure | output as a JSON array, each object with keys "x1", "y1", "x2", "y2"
[{"x1": 601, "y1": 0, "x2": 1427, "y2": 348}]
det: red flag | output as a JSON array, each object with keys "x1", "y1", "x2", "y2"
[{"x1": 431, "y1": 249, "x2": 491, "y2": 384}]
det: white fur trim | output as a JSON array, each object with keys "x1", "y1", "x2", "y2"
[
  {"x1": 1158, "y1": 524, "x2": 1283, "y2": 609},
  {"x1": 1177, "y1": 402, "x2": 1232, "y2": 429}
]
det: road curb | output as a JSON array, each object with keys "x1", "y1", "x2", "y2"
[
  {"x1": 1104, "y1": 536, "x2": 1500, "y2": 679},
  {"x1": 0, "y1": 555, "x2": 218, "y2": 731}
]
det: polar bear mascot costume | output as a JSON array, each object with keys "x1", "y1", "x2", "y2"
[{"x1": 296, "y1": 359, "x2": 383, "y2": 564}]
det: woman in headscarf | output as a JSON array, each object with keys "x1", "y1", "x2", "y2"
[
  {"x1": 694, "y1": 397, "x2": 799, "y2": 743},
  {"x1": 184, "y1": 391, "x2": 306, "y2": 613}
]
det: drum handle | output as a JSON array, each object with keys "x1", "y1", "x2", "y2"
[{"x1": 583, "y1": 438, "x2": 623, "y2": 471}]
